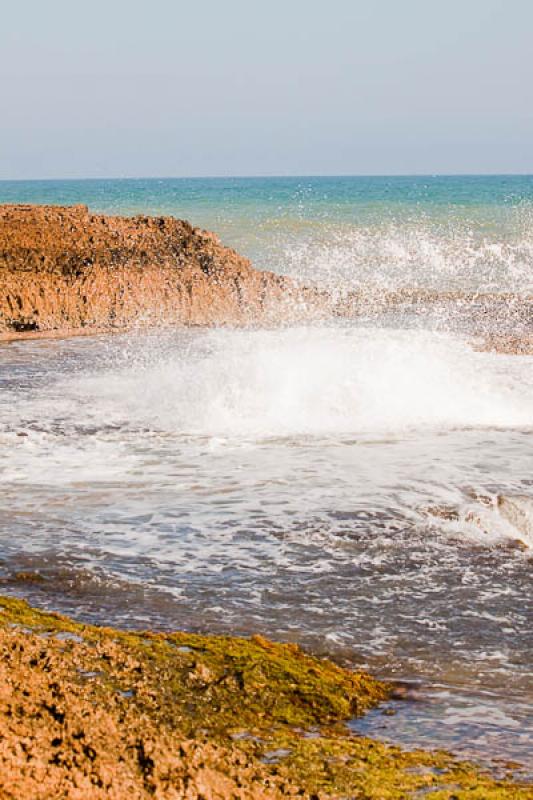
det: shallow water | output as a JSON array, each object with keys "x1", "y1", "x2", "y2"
[
  {"x1": 0, "y1": 325, "x2": 532, "y2": 773},
  {"x1": 0, "y1": 175, "x2": 532, "y2": 774}
]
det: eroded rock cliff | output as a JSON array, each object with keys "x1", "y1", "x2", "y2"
[{"x1": 0, "y1": 204, "x2": 306, "y2": 337}]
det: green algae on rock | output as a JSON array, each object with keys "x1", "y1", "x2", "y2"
[{"x1": 0, "y1": 595, "x2": 530, "y2": 799}]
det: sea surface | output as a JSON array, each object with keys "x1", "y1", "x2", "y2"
[{"x1": 0, "y1": 176, "x2": 532, "y2": 775}]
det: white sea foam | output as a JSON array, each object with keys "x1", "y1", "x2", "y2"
[
  {"x1": 1, "y1": 325, "x2": 532, "y2": 766},
  {"x1": 65, "y1": 327, "x2": 533, "y2": 438}
]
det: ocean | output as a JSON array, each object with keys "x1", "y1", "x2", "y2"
[
  {"x1": 0, "y1": 175, "x2": 532, "y2": 774},
  {"x1": 2, "y1": 175, "x2": 533, "y2": 293}
]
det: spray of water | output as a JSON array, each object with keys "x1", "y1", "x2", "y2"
[
  {"x1": 270, "y1": 211, "x2": 533, "y2": 295},
  {"x1": 56, "y1": 327, "x2": 533, "y2": 439}
]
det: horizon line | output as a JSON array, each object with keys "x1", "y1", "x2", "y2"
[{"x1": 1, "y1": 171, "x2": 533, "y2": 183}]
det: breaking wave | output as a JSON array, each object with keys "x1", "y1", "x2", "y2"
[{"x1": 49, "y1": 327, "x2": 533, "y2": 439}]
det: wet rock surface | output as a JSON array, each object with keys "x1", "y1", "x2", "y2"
[
  {"x1": 497, "y1": 496, "x2": 533, "y2": 546},
  {"x1": 0, "y1": 595, "x2": 529, "y2": 799},
  {"x1": 1, "y1": 204, "x2": 532, "y2": 346},
  {"x1": 0, "y1": 204, "x2": 310, "y2": 337}
]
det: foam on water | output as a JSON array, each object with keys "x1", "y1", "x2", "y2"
[
  {"x1": 278, "y1": 214, "x2": 533, "y2": 293},
  {"x1": 18, "y1": 327, "x2": 531, "y2": 446},
  {"x1": 1, "y1": 328, "x2": 532, "y2": 773},
  {"x1": 1, "y1": 174, "x2": 533, "y2": 771}
]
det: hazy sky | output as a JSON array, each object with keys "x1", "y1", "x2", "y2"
[{"x1": 2, "y1": 0, "x2": 532, "y2": 178}]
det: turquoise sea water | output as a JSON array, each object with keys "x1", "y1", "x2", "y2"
[
  {"x1": 1, "y1": 175, "x2": 533, "y2": 291},
  {"x1": 1, "y1": 176, "x2": 532, "y2": 774}
]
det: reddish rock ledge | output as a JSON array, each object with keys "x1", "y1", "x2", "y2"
[
  {"x1": 0, "y1": 204, "x2": 317, "y2": 339},
  {"x1": 1, "y1": 204, "x2": 532, "y2": 349},
  {"x1": 0, "y1": 595, "x2": 527, "y2": 799}
]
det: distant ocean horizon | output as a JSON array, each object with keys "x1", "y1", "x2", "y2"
[{"x1": 3, "y1": 172, "x2": 533, "y2": 179}]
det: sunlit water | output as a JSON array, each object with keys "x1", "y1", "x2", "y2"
[{"x1": 0, "y1": 176, "x2": 532, "y2": 775}]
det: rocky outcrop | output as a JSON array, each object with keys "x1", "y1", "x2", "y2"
[
  {"x1": 473, "y1": 333, "x2": 533, "y2": 355},
  {"x1": 0, "y1": 204, "x2": 314, "y2": 337},
  {"x1": 2, "y1": 204, "x2": 532, "y2": 344},
  {"x1": 0, "y1": 595, "x2": 526, "y2": 799},
  {"x1": 497, "y1": 495, "x2": 533, "y2": 546}
]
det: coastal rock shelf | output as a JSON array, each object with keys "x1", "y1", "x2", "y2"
[
  {"x1": 1, "y1": 203, "x2": 532, "y2": 346},
  {"x1": 0, "y1": 204, "x2": 307, "y2": 336},
  {"x1": 0, "y1": 595, "x2": 528, "y2": 799}
]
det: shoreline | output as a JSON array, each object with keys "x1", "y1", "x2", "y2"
[
  {"x1": 1, "y1": 201, "x2": 532, "y2": 797},
  {"x1": 0, "y1": 325, "x2": 127, "y2": 344},
  {"x1": 0, "y1": 593, "x2": 529, "y2": 799},
  {"x1": 3, "y1": 322, "x2": 533, "y2": 360}
]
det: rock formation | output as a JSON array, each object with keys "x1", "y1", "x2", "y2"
[
  {"x1": 1, "y1": 204, "x2": 532, "y2": 345},
  {"x1": 0, "y1": 204, "x2": 312, "y2": 338},
  {"x1": 0, "y1": 595, "x2": 525, "y2": 799},
  {"x1": 497, "y1": 495, "x2": 533, "y2": 547}
]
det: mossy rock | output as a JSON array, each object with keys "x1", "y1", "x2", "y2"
[{"x1": 0, "y1": 594, "x2": 529, "y2": 799}]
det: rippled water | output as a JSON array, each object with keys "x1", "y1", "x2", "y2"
[
  {"x1": 0, "y1": 175, "x2": 532, "y2": 774},
  {"x1": 0, "y1": 325, "x2": 532, "y2": 772}
]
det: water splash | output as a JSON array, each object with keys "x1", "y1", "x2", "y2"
[
  {"x1": 62, "y1": 327, "x2": 533, "y2": 438},
  {"x1": 276, "y1": 212, "x2": 533, "y2": 295}
]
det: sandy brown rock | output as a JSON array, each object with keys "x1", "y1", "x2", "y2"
[
  {"x1": 473, "y1": 333, "x2": 533, "y2": 355},
  {"x1": 0, "y1": 204, "x2": 315, "y2": 336},
  {"x1": 0, "y1": 627, "x2": 289, "y2": 799},
  {"x1": 0, "y1": 595, "x2": 386, "y2": 800},
  {"x1": 0, "y1": 596, "x2": 528, "y2": 800}
]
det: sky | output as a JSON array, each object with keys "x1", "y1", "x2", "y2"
[{"x1": 1, "y1": 0, "x2": 532, "y2": 179}]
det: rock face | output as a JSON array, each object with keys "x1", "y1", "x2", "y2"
[
  {"x1": 498, "y1": 495, "x2": 533, "y2": 547},
  {"x1": 0, "y1": 204, "x2": 304, "y2": 337},
  {"x1": 0, "y1": 596, "x2": 524, "y2": 800}
]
